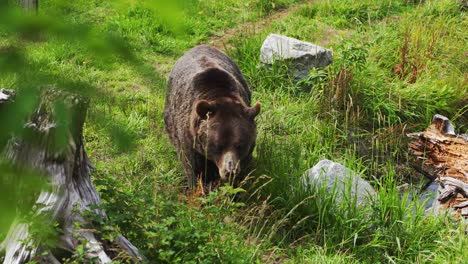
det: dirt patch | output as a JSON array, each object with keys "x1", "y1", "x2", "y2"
[
  {"x1": 155, "y1": 1, "x2": 318, "y2": 75},
  {"x1": 318, "y1": 25, "x2": 353, "y2": 47},
  {"x1": 206, "y1": 1, "x2": 315, "y2": 51}
]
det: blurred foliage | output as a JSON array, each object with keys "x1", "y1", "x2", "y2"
[
  {"x1": 0, "y1": 159, "x2": 49, "y2": 237},
  {"x1": 0, "y1": 0, "x2": 184, "y2": 243}
]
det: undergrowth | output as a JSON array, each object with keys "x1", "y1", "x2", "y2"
[{"x1": 227, "y1": 0, "x2": 467, "y2": 262}]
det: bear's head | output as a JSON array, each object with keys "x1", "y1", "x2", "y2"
[{"x1": 190, "y1": 68, "x2": 261, "y2": 182}]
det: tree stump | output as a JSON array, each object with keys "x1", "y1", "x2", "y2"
[
  {"x1": 0, "y1": 89, "x2": 146, "y2": 263},
  {"x1": 408, "y1": 114, "x2": 468, "y2": 221},
  {"x1": 18, "y1": 0, "x2": 38, "y2": 11}
]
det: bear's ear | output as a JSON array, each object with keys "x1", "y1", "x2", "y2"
[
  {"x1": 195, "y1": 100, "x2": 216, "y2": 119},
  {"x1": 193, "y1": 67, "x2": 236, "y2": 90},
  {"x1": 246, "y1": 102, "x2": 261, "y2": 119}
]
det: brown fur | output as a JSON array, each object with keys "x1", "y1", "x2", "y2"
[{"x1": 164, "y1": 45, "x2": 260, "y2": 188}]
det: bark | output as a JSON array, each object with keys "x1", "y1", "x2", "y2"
[
  {"x1": 0, "y1": 89, "x2": 146, "y2": 263},
  {"x1": 408, "y1": 114, "x2": 468, "y2": 220},
  {"x1": 18, "y1": 0, "x2": 38, "y2": 11}
]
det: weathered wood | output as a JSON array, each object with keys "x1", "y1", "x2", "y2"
[
  {"x1": 408, "y1": 114, "x2": 468, "y2": 221},
  {"x1": 18, "y1": 0, "x2": 38, "y2": 11},
  {"x1": 0, "y1": 89, "x2": 146, "y2": 263}
]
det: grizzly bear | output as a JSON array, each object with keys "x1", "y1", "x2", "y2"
[{"x1": 164, "y1": 45, "x2": 261, "y2": 188}]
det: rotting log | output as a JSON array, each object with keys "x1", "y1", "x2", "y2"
[
  {"x1": 408, "y1": 114, "x2": 468, "y2": 220},
  {"x1": 0, "y1": 88, "x2": 146, "y2": 263}
]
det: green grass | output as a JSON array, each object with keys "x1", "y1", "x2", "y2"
[
  {"x1": 1, "y1": 0, "x2": 467, "y2": 263},
  {"x1": 225, "y1": 0, "x2": 467, "y2": 262}
]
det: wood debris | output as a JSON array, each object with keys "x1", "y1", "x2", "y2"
[{"x1": 408, "y1": 114, "x2": 468, "y2": 220}]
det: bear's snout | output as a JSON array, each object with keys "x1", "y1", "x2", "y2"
[{"x1": 218, "y1": 151, "x2": 240, "y2": 182}]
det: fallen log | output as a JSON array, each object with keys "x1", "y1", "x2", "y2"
[
  {"x1": 408, "y1": 114, "x2": 468, "y2": 220},
  {"x1": 0, "y1": 88, "x2": 146, "y2": 263}
]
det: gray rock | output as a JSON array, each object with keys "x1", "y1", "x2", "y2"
[
  {"x1": 422, "y1": 181, "x2": 441, "y2": 215},
  {"x1": 260, "y1": 34, "x2": 333, "y2": 80},
  {"x1": 302, "y1": 159, "x2": 376, "y2": 207},
  {"x1": 400, "y1": 181, "x2": 440, "y2": 216}
]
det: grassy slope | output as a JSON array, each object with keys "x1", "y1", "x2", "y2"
[
  {"x1": 231, "y1": 1, "x2": 467, "y2": 262},
  {"x1": 1, "y1": 0, "x2": 467, "y2": 263}
]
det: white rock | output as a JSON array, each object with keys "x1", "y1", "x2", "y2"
[
  {"x1": 260, "y1": 34, "x2": 333, "y2": 79},
  {"x1": 302, "y1": 159, "x2": 376, "y2": 207},
  {"x1": 0, "y1": 89, "x2": 10, "y2": 101}
]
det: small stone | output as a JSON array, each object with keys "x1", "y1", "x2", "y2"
[
  {"x1": 0, "y1": 89, "x2": 12, "y2": 101},
  {"x1": 260, "y1": 34, "x2": 333, "y2": 80},
  {"x1": 421, "y1": 181, "x2": 439, "y2": 213}
]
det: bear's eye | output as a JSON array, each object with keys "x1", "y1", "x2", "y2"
[
  {"x1": 235, "y1": 143, "x2": 244, "y2": 152},
  {"x1": 213, "y1": 143, "x2": 225, "y2": 154}
]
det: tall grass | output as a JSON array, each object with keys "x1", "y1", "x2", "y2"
[{"x1": 227, "y1": 0, "x2": 467, "y2": 262}]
